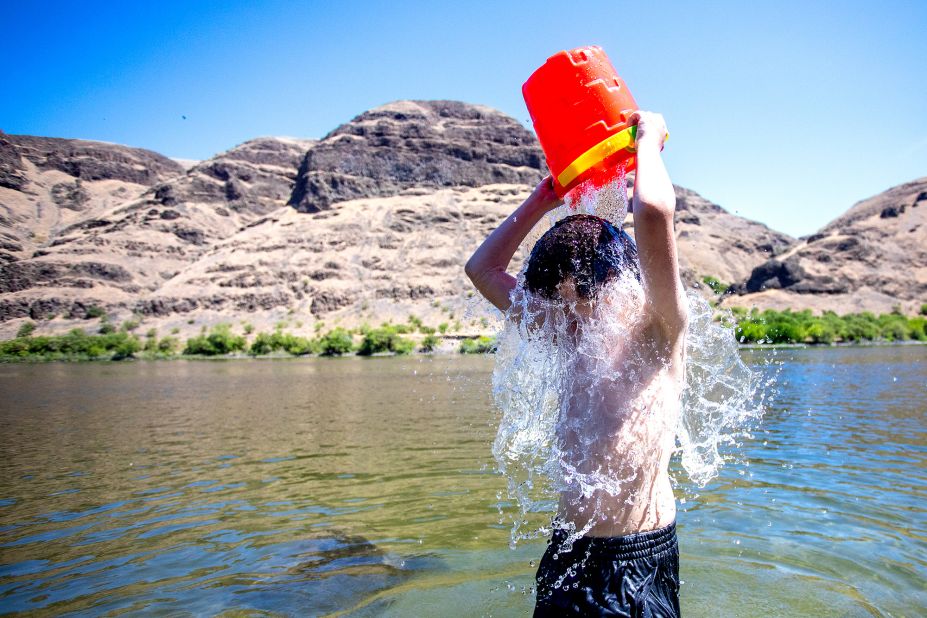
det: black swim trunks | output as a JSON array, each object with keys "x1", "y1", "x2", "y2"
[{"x1": 534, "y1": 522, "x2": 680, "y2": 617}]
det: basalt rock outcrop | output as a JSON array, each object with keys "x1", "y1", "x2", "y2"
[
  {"x1": 288, "y1": 100, "x2": 545, "y2": 213},
  {"x1": 726, "y1": 177, "x2": 927, "y2": 314}
]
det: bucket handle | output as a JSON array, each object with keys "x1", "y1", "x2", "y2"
[{"x1": 556, "y1": 125, "x2": 669, "y2": 189}]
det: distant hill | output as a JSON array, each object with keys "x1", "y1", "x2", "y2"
[
  {"x1": 0, "y1": 101, "x2": 815, "y2": 340},
  {"x1": 725, "y1": 177, "x2": 927, "y2": 315},
  {"x1": 0, "y1": 133, "x2": 185, "y2": 262}
]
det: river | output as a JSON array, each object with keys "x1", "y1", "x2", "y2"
[{"x1": 0, "y1": 346, "x2": 924, "y2": 616}]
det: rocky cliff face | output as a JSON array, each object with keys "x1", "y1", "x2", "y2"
[
  {"x1": 288, "y1": 100, "x2": 545, "y2": 212},
  {"x1": 0, "y1": 136, "x2": 313, "y2": 325},
  {"x1": 726, "y1": 177, "x2": 927, "y2": 314},
  {"x1": 0, "y1": 132, "x2": 185, "y2": 262},
  {"x1": 1, "y1": 100, "x2": 807, "y2": 339},
  {"x1": 658, "y1": 185, "x2": 793, "y2": 288}
]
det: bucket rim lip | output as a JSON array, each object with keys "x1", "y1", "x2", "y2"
[{"x1": 522, "y1": 45, "x2": 611, "y2": 91}]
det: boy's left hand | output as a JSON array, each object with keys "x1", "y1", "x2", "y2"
[{"x1": 629, "y1": 111, "x2": 668, "y2": 152}]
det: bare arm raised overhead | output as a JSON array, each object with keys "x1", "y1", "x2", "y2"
[
  {"x1": 465, "y1": 176, "x2": 562, "y2": 312},
  {"x1": 629, "y1": 111, "x2": 688, "y2": 343}
]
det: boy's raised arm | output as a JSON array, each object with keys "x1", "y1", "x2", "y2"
[
  {"x1": 465, "y1": 176, "x2": 562, "y2": 312},
  {"x1": 629, "y1": 111, "x2": 688, "y2": 339}
]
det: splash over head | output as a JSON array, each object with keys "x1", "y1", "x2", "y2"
[
  {"x1": 523, "y1": 214, "x2": 640, "y2": 302},
  {"x1": 492, "y1": 195, "x2": 768, "y2": 550}
]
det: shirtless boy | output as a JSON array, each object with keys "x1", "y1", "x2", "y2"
[{"x1": 465, "y1": 111, "x2": 687, "y2": 617}]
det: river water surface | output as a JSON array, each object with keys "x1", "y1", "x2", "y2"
[{"x1": 0, "y1": 346, "x2": 925, "y2": 616}]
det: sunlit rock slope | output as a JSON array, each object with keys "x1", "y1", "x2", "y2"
[
  {"x1": 725, "y1": 178, "x2": 927, "y2": 315},
  {"x1": 0, "y1": 101, "x2": 814, "y2": 339}
]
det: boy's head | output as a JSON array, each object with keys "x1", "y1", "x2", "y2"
[{"x1": 524, "y1": 214, "x2": 640, "y2": 302}]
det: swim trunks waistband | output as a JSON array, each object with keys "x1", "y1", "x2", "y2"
[{"x1": 551, "y1": 521, "x2": 677, "y2": 562}]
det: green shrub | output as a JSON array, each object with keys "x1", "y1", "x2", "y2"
[
  {"x1": 85, "y1": 306, "x2": 106, "y2": 319},
  {"x1": 98, "y1": 322, "x2": 117, "y2": 334},
  {"x1": 702, "y1": 275, "x2": 730, "y2": 295},
  {"x1": 184, "y1": 324, "x2": 247, "y2": 355},
  {"x1": 248, "y1": 331, "x2": 318, "y2": 356},
  {"x1": 16, "y1": 322, "x2": 36, "y2": 338},
  {"x1": 459, "y1": 336, "x2": 496, "y2": 354},
  {"x1": 157, "y1": 337, "x2": 180, "y2": 354},
  {"x1": 734, "y1": 320, "x2": 766, "y2": 343},
  {"x1": 183, "y1": 336, "x2": 211, "y2": 355},
  {"x1": 0, "y1": 338, "x2": 30, "y2": 358},
  {"x1": 357, "y1": 326, "x2": 414, "y2": 355},
  {"x1": 438, "y1": 322, "x2": 449, "y2": 334},
  {"x1": 841, "y1": 314, "x2": 879, "y2": 342},
  {"x1": 143, "y1": 336, "x2": 158, "y2": 353},
  {"x1": 357, "y1": 327, "x2": 393, "y2": 355},
  {"x1": 249, "y1": 332, "x2": 275, "y2": 356},
  {"x1": 242, "y1": 322, "x2": 254, "y2": 335},
  {"x1": 920, "y1": 304, "x2": 927, "y2": 316},
  {"x1": 420, "y1": 334, "x2": 439, "y2": 353},
  {"x1": 391, "y1": 336, "x2": 415, "y2": 355},
  {"x1": 319, "y1": 328, "x2": 354, "y2": 356},
  {"x1": 878, "y1": 314, "x2": 911, "y2": 342},
  {"x1": 283, "y1": 335, "x2": 318, "y2": 356},
  {"x1": 110, "y1": 334, "x2": 141, "y2": 360},
  {"x1": 909, "y1": 317, "x2": 927, "y2": 341},
  {"x1": 0, "y1": 330, "x2": 141, "y2": 360},
  {"x1": 121, "y1": 319, "x2": 140, "y2": 332},
  {"x1": 805, "y1": 321, "x2": 836, "y2": 344},
  {"x1": 420, "y1": 325, "x2": 436, "y2": 335}
]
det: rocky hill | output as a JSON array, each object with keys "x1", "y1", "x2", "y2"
[
  {"x1": 0, "y1": 132, "x2": 185, "y2": 262},
  {"x1": 725, "y1": 177, "x2": 927, "y2": 314},
  {"x1": 651, "y1": 185, "x2": 793, "y2": 290},
  {"x1": 288, "y1": 100, "x2": 545, "y2": 212},
  {"x1": 1, "y1": 100, "x2": 797, "y2": 340}
]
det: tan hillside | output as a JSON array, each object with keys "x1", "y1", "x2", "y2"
[
  {"x1": 725, "y1": 177, "x2": 927, "y2": 314},
  {"x1": 0, "y1": 132, "x2": 185, "y2": 261},
  {"x1": 1, "y1": 101, "x2": 796, "y2": 340}
]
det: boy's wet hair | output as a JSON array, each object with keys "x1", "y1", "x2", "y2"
[{"x1": 524, "y1": 214, "x2": 640, "y2": 300}]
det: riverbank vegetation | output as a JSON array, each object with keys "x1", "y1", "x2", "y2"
[
  {"x1": 2, "y1": 307, "x2": 926, "y2": 361},
  {"x1": 729, "y1": 308, "x2": 927, "y2": 344},
  {"x1": 0, "y1": 315, "x2": 468, "y2": 361}
]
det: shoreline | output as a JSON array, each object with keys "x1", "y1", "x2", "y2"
[{"x1": 2, "y1": 338, "x2": 926, "y2": 364}]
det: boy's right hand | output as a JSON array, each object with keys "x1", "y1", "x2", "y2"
[{"x1": 526, "y1": 175, "x2": 563, "y2": 213}]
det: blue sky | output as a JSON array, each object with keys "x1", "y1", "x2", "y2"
[{"x1": 3, "y1": 0, "x2": 925, "y2": 237}]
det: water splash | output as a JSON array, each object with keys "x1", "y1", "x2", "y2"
[{"x1": 490, "y1": 177, "x2": 767, "y2": 549}]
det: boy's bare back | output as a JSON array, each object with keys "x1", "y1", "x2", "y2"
[{"x1": 555, "y1": 301, "x2": 685, "y2": 536}]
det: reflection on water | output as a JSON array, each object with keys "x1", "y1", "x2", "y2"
[{"x1": 0, "y1": 348, "x2": 925, "y2": 616}]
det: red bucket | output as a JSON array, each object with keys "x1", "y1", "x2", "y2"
[{"x1": 523, "y1": 46, "x2": 640, "y2": 196}]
